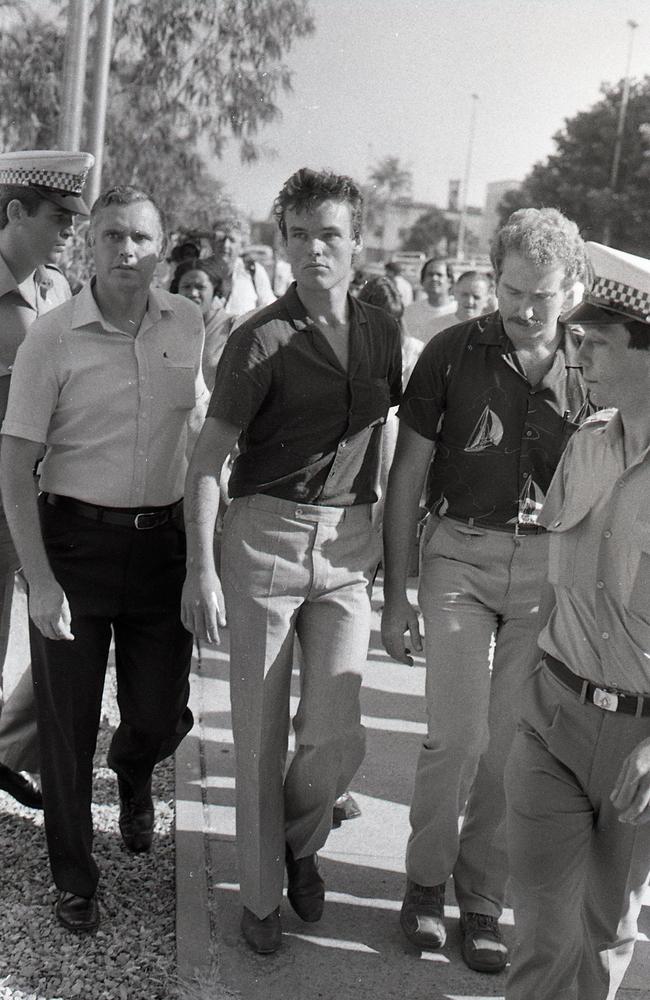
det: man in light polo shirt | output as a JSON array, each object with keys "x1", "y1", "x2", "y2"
[
  {"x1": 182, "y1": 167, "x2": 402, "y2": 954},
  {"x1": 0, "y1": 185, "x2": 208, "y2": 933},
  {"x1": 0, "y1": 149, "x2": 93, "y2": 809},
  {"x1": 211, "y1": 207, "x2": 275, "y2": 316},
  {"x1": 505, "y1": 243, "x2": 650, "y2": 999}
]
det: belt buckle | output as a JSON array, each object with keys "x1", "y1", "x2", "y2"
[
  {"x1": 592, "y1": 687, "x2": 618, "y2": 712},
  {"x1": 134, "y1": 511, "x2": 161, "y2": 530}
]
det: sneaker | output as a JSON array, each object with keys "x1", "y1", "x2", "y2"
[
  {"x1": 400, "y1": 879, "x2": 446, "y2": 949},
  {"x1": 460, "y1": 911, "x2": 508, "y2": 973}
]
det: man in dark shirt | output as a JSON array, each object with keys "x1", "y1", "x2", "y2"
[
  {"x1": 381, "y1": 208, "x2": 592, "y2": 972},
  {"x1": 182, "y1": 168, "x2": 402, "y2": 954}
]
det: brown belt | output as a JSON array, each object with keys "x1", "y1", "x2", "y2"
[
  {"x1": 44, "y1": 493, "x2": 181, "y2": 531},
  {"x1": 543, "y1": 653, "x2": 650, "y2": 718}
]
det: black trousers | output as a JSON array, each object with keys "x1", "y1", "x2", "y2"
[{"x1": 30, "y1": 499, "x2": 193, "y2": 897}]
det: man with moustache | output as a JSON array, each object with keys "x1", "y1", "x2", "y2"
[
  {"x1": 182, "y1": 167, "x2": 402, "y2": 954},
  {"x1": 382, "y1": 208, "x2": 594, "y2": 972},
  {"x1": 0, "y1": 186, "x2": 207, "y2": 932}
]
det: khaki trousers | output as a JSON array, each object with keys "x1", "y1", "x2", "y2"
[
  {"x1": 222, "y1": 494, "x2": 380, "y2": 919},
  {"x1": 505, "y1": 662, "x2": 650, "y2": 1000},
  {"x1": 407, "y1": 515, "x2": 547, "y2": 914}
]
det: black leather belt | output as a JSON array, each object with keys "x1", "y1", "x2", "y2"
[
  {"x1": 544, "y1": 653, "x2": 650, "y2": 717},
  {"x1": 444, "y1": 515, "x2": 546, "y2": 535},
  {"x1": 44, "y1": 493, "x2": 181, "y2": 530}
]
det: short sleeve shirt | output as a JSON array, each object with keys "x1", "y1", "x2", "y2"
[
  {"x1": 207, "y1": 283, "x2": 402, "y2": 506},
  {"x1": 399, "y1": 311, "x2": 593, "y2": 528},
  {"x1": 2, "y1": 283, "x2": 208, "y2": 507},
  {"x1": 539, "y1": 410, "x2": 650, "y2": 693}
]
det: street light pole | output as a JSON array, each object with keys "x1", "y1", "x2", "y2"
[
  {"x1": 86, "y1": 0, "x2": 115, "y2": 207},
  {"x1": 58, "y1": 0, "x2": 91, "y2": 150},
  {"x1": 604, "y1": 19, "x2": 639, "y2": 243},
  {"x1": 456, "y1": 93, "x2": 479, "y2": 262}
]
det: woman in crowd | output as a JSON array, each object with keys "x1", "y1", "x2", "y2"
[{"x1": 170, "y1": 257, "x2": 236, "y2": 391}]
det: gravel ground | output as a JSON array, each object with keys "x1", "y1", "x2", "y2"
[{"x1": 0, "y1": 666, "x2": 180, "y2": 1000}]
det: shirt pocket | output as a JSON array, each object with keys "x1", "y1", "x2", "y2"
[
  {"x1": 546, "y1": 502, "x2": 590, "y2": 588},
  {"x1": 625, "y1": 520, "x2": 650, "y2": 619},
  {"x1": 156, "y1": 362, "x2": 196, "y2": 411}
]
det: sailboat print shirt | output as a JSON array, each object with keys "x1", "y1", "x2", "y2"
[{"x1": 399, "y1": 311, "x2": 594, "y2": 528}]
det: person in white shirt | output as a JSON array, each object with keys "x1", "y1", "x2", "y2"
[
  {"x1": 210, "y1": 210, "x2": 275, "y2": 315},
  {"x1": 403, "y1": 257, "x2": 457, "y2": 344}
]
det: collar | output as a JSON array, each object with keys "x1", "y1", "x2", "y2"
[
  {"x1": 0, "y1": 249, "x2": 26, "y2": 300},
  {"x1": 70, "y1": 279, "x2": 173, "y2": 332},
  {"x1": 282, "y1": 281, "x2": 368, "y2": 332}
]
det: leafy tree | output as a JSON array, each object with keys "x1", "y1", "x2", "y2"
[
  {"x1": 401, "y1": 207, "x2": 455, "y2": 255},
  {"x1": 497, "y1": 76, "x2": 650, "y2": 256},
  {"x1": 0, "y1": 0, "x2": 315, "y2": 229},
  {"x1": 368, "y1": 155, "x2": 413, "y2": 200}
]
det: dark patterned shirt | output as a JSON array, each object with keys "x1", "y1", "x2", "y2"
[
  {"x1": 399, "y1": 311, "x2": 593, "y2": 528},
  {"x1": 208, "y1": 284, "x2": 402, "y2": 506}
]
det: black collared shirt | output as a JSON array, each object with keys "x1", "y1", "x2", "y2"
[
  {"x1": 399, "y1": 311, "x2": 594, "y2": 527},
  {"x1": 207, "y1": 283, "x2": 402, "y2": 505}
]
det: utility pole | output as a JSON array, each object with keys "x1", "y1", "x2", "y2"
[
  {"x1": 604, "y1": 19, "x2": 639, "y2": 244},
  {"x1": 58, "y1": 0, "x2": 91, "y2": 150},
  {"x1": 86, "y1": 0, "x2": 115, "y2": 206},
  {"x1": 456, "y1": 93, "x2": 479, "y2": 262}
]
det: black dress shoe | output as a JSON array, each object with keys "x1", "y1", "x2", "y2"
[
  {"x1": 118, "y1": 777, "x2": 154, "y2": 853},
  {"x1": 332, "y1": 790, "x2": 362, "y2": 828},
  {"x1": 285, "y1": 843, "x2": 325, "y2": 922},
  {"x1": 241, "y1": 906, "x2": 281, "y2": 953},
  {"x1": 0, "y1": 763, "x2": 43, "y2": 809},
  {"x1": 55, "y1": 891, "x2": 99, "y2": 933}
]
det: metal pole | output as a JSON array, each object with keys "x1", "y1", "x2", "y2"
[
  {"x1": 604, "y1": 19, "x2": 639, "y2": 243},
  {"x1": 86, "y1": 0, "x2": 115, "y2": 206},
  {"x1": 456, "y1": 93, "x2": 479, "y2": 262},
  {"x1": 58, "y1": 0, "x2": 91, "y2": 150}
]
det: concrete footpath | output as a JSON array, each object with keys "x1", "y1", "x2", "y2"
[{"x1": 175, "y1": 583, "x2": 650, "y2": 1000}]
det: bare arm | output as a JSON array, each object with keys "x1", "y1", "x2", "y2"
[
  {"x1": 181, "y1": 415, "x2": 241, "y2": 644},
  {"x1": 381, "y1": 421, "x2": 435, "y2": 664},
  {"x1": 0, "y1": 434, "x2": 73, "y2": 640}
]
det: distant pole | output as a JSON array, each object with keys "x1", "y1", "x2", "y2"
[
  {"x1": 456, "y1": 93, "x2": 479, "y2": 262},
  {"x1": 58, "y1": 0, "x2": 91, "y2": 150},
  {"x1": 86, "y1": 0, "x2": 115, "y2": 206},
  {"x1": 604, "y1": 19, "x2": 639, "y2": 243}
]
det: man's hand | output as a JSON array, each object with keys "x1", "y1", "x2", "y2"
[
  {"x1": 29, "y1": 579, "x2": 74, "y2": 641},
  {"x1": 381, "y1": 594, "x2": 423, "y2": 665},
  {"x1": 181, "y1": 568, "x2": 227, "y2": 645},
  {"x1": 610, "y1": 737, "x2": 650, "y2": 824}
]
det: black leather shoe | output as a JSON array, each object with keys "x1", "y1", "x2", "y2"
[
  {"x1": 285, "y1": 843, "x2": 325, "y2": 922},
  {"x1": 460, "y1": 911, "x2": 508, "y2": 973},
  {"x1": 118, "y1": 777, "x2": 154, "y2": 853},
  {"x1": 0, "y1": 763, "x2": 43, "y2": 809},
  {"x1": 332, "y1": 790, "x2": 362, "y2": 828},
  {"x1": 241, "y1": 906, "x2": 282, "y2": 954},
  {"x1": 400, "y1": 879, "x2": 447, "y2": 949},
  {"x1": 55, "y1": 891, "x2": 99, "y2": 933}
]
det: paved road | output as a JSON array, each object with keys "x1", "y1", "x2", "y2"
[{"x1": 175, "y1": 584, "x2": 650, "y2": 1000}]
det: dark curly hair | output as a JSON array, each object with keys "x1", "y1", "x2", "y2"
[
  {"x1": 357, "y1": 275, "x2": 404, "y2": 321},
  {"x1": 169, "y1": 256, "x2": 222, "y2": 296},
  {"x1": 273, "y1": 168, "x2": 363, "y2": 241}
]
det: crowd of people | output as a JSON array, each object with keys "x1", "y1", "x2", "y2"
[{"x1": 0, "y1": 147, "x2": 649, "y2": 1000}]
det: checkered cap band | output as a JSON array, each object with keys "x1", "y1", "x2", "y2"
[
  {"x1": 0, "y1": 166, "x2": 89, "y2": 194},
  {"x1": 588, "y1": 275, "x2": 650, "y2": 322}
]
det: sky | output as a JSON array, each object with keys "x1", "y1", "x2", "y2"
[{"x1": 212, "y1": 0, "x2": 650, "y2": 220}]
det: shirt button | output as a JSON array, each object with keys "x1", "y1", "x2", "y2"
[
  {"x1": 602, "y1": 632, "x2": 610, "y2": 639},
  {"x1": 525, "y1": 430, "x2": 533, "y2": 437},
  {"x1": 295, "y1": 507, "x2": 303, "y2": 515},
  {"x1": 618, "y1": 480, "x2": 625, "y2": 488},
  {"x1": 554, "y1": 520, "x2": 562, "y2": 527},
  {"x1": 340, "y1": 441, "x2": 347, "y2": 449},
  {"x1": 597, "y1": 580, "x2": 604, "y2": 589},
  {"x1": 604, "y1": 530, "x2": 612, "y2": 539}
]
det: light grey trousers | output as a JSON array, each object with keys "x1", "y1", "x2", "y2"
[
  {"x1": 407, "y1": 515, "x2": 548, "y2": 915},
  {"x1": 222, "y1": 493, "x2": 381, "y2": 918},
  {"x1": 506, "y1": 662, "x2": 650, "y2": 1000}
]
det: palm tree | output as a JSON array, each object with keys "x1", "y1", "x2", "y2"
[{"x1": 368, "y1": 156, "x2": 413, "y2": 200}]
